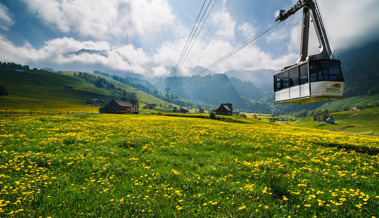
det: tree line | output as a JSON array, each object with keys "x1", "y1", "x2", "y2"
[
  {"x1": 0, "y1": 61, "x2": 30, "y2": 70},
  {"x1": 74, "y1": 72, "x2": 136, "y2": 101},
  {"x1": 94, "y1": 71, "x2": 202, "y2": 108}
]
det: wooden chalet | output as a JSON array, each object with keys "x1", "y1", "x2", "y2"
[
  {"x1": 172, "y1": 108, "x2": 189, "y2": 113},
  {"x1": 215, "y1": 103, "x2": 233, "y2": 115},
  {"x1": 99, "y1": 99, "x2": 139, "y2": 114},
  {"x1": 180, "y1": 108, "x2": 189, "y2": 113}
]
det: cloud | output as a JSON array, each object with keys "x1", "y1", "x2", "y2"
[
  {"x1": 266, "y1": 25, "x2": 290, "y2": 43},
  {"x1": 0, "y1": 3, "x2": 13, "y2": 30},
  {"x1": 317, "y1": 0, "x2": 379, "y2": 50},
  {"x1": 213, "y1": 43, "x2": 297, "y2": 72},
  {"x1": 214, "y1": 11, "x2": 236, "y2": 39},
  {"x1": 238, "y1": 22, "x2": 256, "y2": 39},
  {"x1": 0, "y1": 35, "x2": 151, "y2": 74},
  {"x1": 270, "y1": 0, "x2": 379, "y2": 52},
  {"x1": 22, "y1": 0, "x2": 175, "y2": 39},
  {"x1": 153, "y1": 35, "x2": 297, "y2": 76}
]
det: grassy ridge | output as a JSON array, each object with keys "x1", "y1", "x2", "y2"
[
  {"x1": 318, "y1": 95, "x2": 379, "y2": 112},
  {"x1": 0, "y1": 114, "x2": 378, "y2": 217},
  {"x1": 0, "y1": 69, "x2": 167, "y2": 111},
  {"x1": 291, "y1": 107, "x2": 379, "y2": 136}
]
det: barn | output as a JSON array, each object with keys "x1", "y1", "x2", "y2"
[
  {"x1": 99, "y1": 99, "x2": 139, "y2": 114},
  {"x1": 215, "y1": 103, "x2": 233, "y2": 115}
]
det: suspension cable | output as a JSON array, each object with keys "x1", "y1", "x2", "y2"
[
  {"x1": 174, "y1": 0, "x2": 208, "y2": 73},
  {"x1": 198, "y1": 21, "x2": 280, "y2": 75},
  {"x1": 175, "y1": 0, "x2": 214, "y2": 74},
  {"x1": 177, "y1": 0, "x2": 218, "y2": 71},
  {"x1": 170, "y1": 21, "x2": 280, "y2": 91}
]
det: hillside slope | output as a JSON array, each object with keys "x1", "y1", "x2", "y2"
[
  {"x1": 338, "y1": 40, "x2": 379, "y2": 97},
  {"x1": 291, "y1": 107, "x2": 379, "y2": 135},
  {"x1": 0, "y1": 69, "x2": 167, "y2": 110}
]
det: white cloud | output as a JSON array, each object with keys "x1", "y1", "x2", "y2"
[
  {"x1": 22, "y1": 0, "x2": 175, "y2": 39},
  {"x1": 0, "y1": 35, "x2": 150, "y2": 74},
  {"x1": 317, "y1": 0, "x2": 379, "y2": 50},
  {"x1": 271, "y1": 0, "x2": 379, "y2": 52},
  {"x1": 214, "y1": 43, "x2": 297, "y2": 72},
  {"x1": 214, "y1": 11, "x2": 236, "y2": 39},
  {"x1": 0, "y1": 3, "x2": 13, "y2": 30},
  {"x1": 238, "y1": 22, "x2": 256, "y2": 39},
  {"x1": 153, "y1": 35, "x2": 297, "y2": 76},
  {"x1": 266, "y1": 25, "x2": 290, "y2": 43}
]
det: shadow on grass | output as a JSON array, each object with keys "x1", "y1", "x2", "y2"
[{"x1": 315, "y1": 142, "x2": 379, "y2": 156}]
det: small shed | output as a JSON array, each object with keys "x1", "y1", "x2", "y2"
[
  {"x1": 215, "y1": 103, "x2": 233, "y2": 115},
  {"x1": 99, "y1": 99, "x2": 139, "y2": 114},
  {"x1": 350, "y1": 106, "x2": 363, "y2": 111}
]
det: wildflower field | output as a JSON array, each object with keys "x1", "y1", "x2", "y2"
[{"x1": 0, "y1": 114, "x2": 378, "y2": 217}]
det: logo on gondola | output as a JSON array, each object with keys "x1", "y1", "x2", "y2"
[
  {"x1": 330, "y1": 84, "x2": 341, "y2": 88},
  {"x1": 326, "y1": 83, "x2": 342, "y2": 94}
]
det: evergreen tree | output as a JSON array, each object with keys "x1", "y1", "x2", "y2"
[{"x1": 0, "y1": 85, "x2": 9, "y2": 96}]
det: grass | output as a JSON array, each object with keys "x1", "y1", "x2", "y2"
[
  {"x1": 291, "y1": 107, "x2": 379, "y2": 136},
  {"x1": 0, "y1": 113, "x2": 378, "y2": 217}
]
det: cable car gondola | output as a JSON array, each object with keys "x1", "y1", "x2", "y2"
[{"x1": 274, "y1": 0, "x2": 344, "y2": 104}]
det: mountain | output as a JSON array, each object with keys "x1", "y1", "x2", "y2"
[
  {"x1": 225, "y1": 69, "x2": 276, "y2": 95},
  {"x1": 153, "y1": 74, "x2": 244, "y2": 107},
  {"x1": 338, "y1": 40, "x2": 379, "y2": 97},
  {"x1": 65, "y1": 49, "x2": 108, "y2": 57},
  {"x1": 229, "y1": 77, "x2": 265, "y2": 100}
]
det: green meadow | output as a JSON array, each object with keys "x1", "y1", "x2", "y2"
[{"x1": 0, "y1": 113, "x2": 378, "y2": 217}]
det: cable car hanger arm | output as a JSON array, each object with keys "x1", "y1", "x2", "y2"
[
  {"x1": 275, "y1": 0, "x2": 334, "y2": 61},
  {"x1": 275, "y1": 0, "x2": 311, "y2": 22}
]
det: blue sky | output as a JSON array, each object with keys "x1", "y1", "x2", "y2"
[{"x1": 0, "y1": 0, "x2": 379, "y2": 77}]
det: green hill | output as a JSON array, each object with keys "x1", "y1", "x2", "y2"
[
  {"x1": 291, "y1": 107, "x2": 379, "y2": 136},
  {"x1": 317, "y1": 95, "x2": 379, "y2": 112},
  {"x1": 0, "y1": 68, "x2": 168, "y2": 111},
  {"x1": 338, "y1": 40, "x2": 379, "y2": 97}
]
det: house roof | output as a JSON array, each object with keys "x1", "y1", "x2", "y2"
[
  {"x1": 113, "y1": 99, "x2": 138, "y2": 107},
  {"x1": 222, "y1": 105, "x2": 231, "y2": 111},
  {"x1": 216, "y1": 104, "x2": 232, "y2": 112}
]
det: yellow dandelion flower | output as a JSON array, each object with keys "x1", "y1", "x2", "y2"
[{"x1": 238, "y1": 205, "x2": 246, "y2": 210}]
